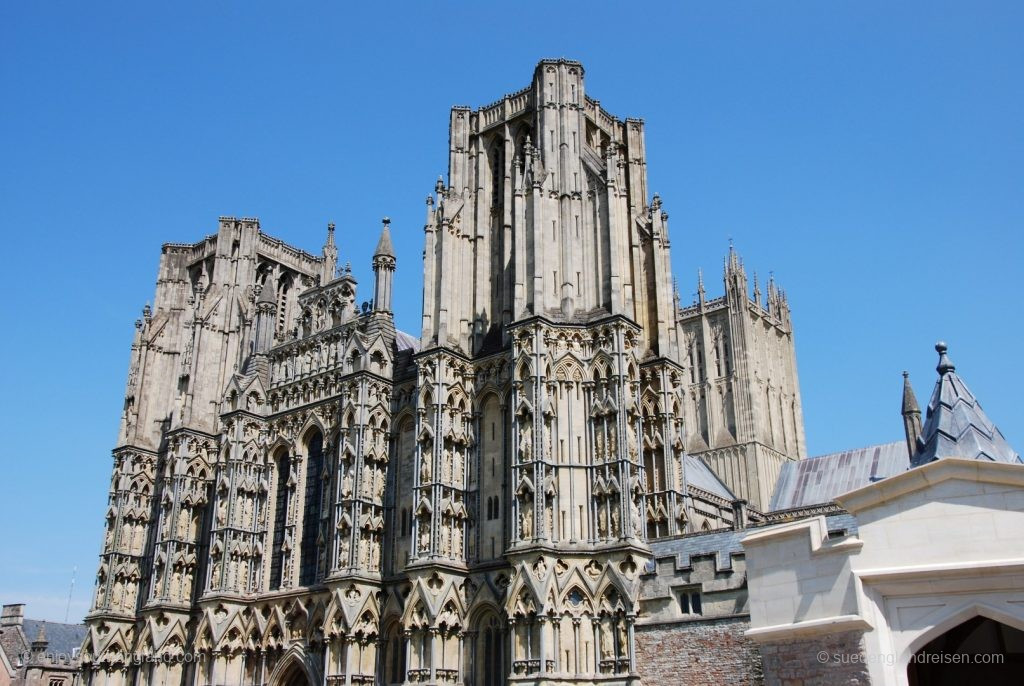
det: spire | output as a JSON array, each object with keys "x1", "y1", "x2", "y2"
[
  {"x1": 697, "y1": 268, "x2": 706, "y2": 307},
  {"x1": 321, "y1": 222, "x2": 338, "y2": 283},
  {"x1": 374, "y1": 217, "x2": 395, "y2": 258},
  {"x1": 901, "y1": 371, "x2": 922, "y2": 460},
  {"x1": 31, "y1": 622, "x2": 48, "y2": 654},
  {"x1": 256, "y1": 282, "x2": 276, "y2": 306},
  {"x1": 372, "y1": 217, "x2": 396, "y2": 314},
  {"x1": 910, "y1": 342, "x2": 1020, "y2": 467}
]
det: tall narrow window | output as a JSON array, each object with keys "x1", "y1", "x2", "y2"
[
  {"x1": 268, "y1": 450, "x2": 289, "y2": 590},
  {"x1": 491, "y1": 142, "x2": 504, "y2": 206},
  {"x1": 299, "y1": 432, "x2": 324, "y2": 586}
]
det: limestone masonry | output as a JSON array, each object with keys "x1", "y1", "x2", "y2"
[{"x1": 82, "y1": 60, "x2": 1022, "y2": 686}]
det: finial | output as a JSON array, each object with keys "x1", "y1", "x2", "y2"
[
  {"x1": 935, "y1": 341, "x2": 955, "y2": 374},
  {"x1": 327, "y1": 222, "x2": 335, "y2": 232},
  {"x1": 374, "y1": 217, "x2": 395, "y2": 259},
  {"x1": 435, "y1": 176, "x2": 445, "y2": 193},
  {"x1": 344, "y1": 261, "x2": 352, "y2": 275}
]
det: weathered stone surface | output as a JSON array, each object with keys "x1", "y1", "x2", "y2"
[{"x1": 635, "y1": 616, "x2": 764, "y2": 685}]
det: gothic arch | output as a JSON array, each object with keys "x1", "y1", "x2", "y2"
[
  {"x1": 901, "y1": 601, "x2": 1024, "y2": 663},
  {"x1": 266, "y1": 646, "x2": 318, "y2": 686}
]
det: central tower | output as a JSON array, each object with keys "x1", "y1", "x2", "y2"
[
  {"x1": 409, "y1": 59, "x2": 680, "y2": 686},
  {"x1": 422, "y1": 59, "x2": 675, "y2": 359}
]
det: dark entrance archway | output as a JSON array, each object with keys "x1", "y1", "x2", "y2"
[
  {"x1": 272, "y1": 658, "x2": 313, "y2": 686},
  {"x1": 908, "y1": 615, "x2": 1024, "y2": 685}
]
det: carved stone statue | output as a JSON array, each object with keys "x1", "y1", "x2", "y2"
[
  {"x1": 600, "y1": 618, "x2": 614, "y2": 660},
  {"x1": 630, "y1": 497, "x2": 642, "y2": 535},
  {"x1": 339, "y1": 531, "x2": 350, "y2": 564},
  {"x1": 216, "y1": 498, "x2": 227, "y2": 526},
  {"x1": 452, "y1": 521, "x2": 463, "y2": 557},
  {"x1": 418, "y1": 520, "x2": 430, "y2": 552},
  {"x1": 521, "y1": 499, "x2": 534, "y2": 538},
  {"x1": 518, "y1": 421, "x2": 532, "y2": 462},
  {"x1": 420, "y1": 452, "x2": 432, "y2": 482}
]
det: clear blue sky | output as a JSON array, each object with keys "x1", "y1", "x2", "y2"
[{"x1": 1, "y1": 1, "x2": 1021, "y2": 623}]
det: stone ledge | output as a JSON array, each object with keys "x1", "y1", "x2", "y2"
[{"x1": 744, "y1": 614, "x2": 872, "y2": 642}]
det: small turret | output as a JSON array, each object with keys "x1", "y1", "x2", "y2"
[
  {"x1": 321, "y1": 222, "x2": 338, "y2": 284},
  {"x1": 30, "y1": 622, "x2": 48, "y2": 658},
  {"x1": 252, "y1": 283, "x2": 277, "y2": 354},
  {"x1": 372, "y1": 217, "x2": 396, "y2": 314},
  {"x1": 910, "y1": 341, "x2": 1020, "y2": 467},
  {"x1": 901, "y1": 371, "x2": 922, "y2": 459}
]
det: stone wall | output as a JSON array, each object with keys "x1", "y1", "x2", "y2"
[
  {"x1": 635, "y1": 615, "x2": 764, "y2": 685},
  {"x1": 758, "y1": 630, "x2": 869, "y2": 686}
]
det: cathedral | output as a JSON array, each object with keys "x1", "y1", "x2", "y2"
[{"x1": 81, "y1": 59, "x2": 1022, "y2": 686}]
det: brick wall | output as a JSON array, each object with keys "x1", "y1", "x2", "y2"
[
  {"x1": 635, "y1": 615, "x2": 764, "y2": 685},
  {"x1": 759, "y1": 630, "x2": 869, "y2": 686}
]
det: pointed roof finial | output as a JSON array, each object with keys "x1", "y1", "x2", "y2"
[
  {"x1": 374, "y1": 217, "x2": 395, "y2": 258},
  {"x1": 935, "y1": 341, "x2": 955, "y2": 375},
  {"x1": 911, "y1": 340, "x2": 1020, "y2": 467},
  {"x1": 326, "y1": 222, "x2": 336, "y2": 246},
  {"x1": 902, "y1": 371, "x2": 920, "y2": 414}
]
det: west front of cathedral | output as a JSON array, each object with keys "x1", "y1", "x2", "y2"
[{"x1": 81, "y1": 60, "x2": 1024, "y2": 686}]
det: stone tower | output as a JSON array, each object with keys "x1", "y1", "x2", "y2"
[{"x1": 82, "y1": 59, "x2": 806, "y2": 686}]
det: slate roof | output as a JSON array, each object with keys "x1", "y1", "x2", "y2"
[
  {"x1": 394, "y1": 329, "x2": 419, "y2": 353},
  {"x1": 769, "y1": 441, "x2": 909, "y2": 510},
  {"x1": 910, "y1": 342, "x2": 1020, "y2": 467},
  {"x1": 22, "y1": 620, "x2": 87, "y2": 657},
  {"x1": 684, "y1": 454, "x2": 735, "y2": 501}
]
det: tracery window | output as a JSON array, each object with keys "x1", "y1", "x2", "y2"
[
  {"x1": 268, "y1": 449, "x2": 289, "y2": 590},
  {"x1": 299, "y1": 431, "x2": 324, "y2": 585}
]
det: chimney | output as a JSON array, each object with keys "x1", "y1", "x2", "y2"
[{"x1": 1, "y1": 603, "x2": 24, "y2": 627}]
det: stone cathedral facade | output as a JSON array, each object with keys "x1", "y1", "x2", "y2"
[{"x1": 82, "y1": 60, "x2": 808, "y2": 686}]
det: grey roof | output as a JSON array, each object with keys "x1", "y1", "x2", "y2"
[
  {"x1": 645, "y1": 512, "x2": 858, "y2": 575},
  {"x1": 394, "y1": 329, "x2": 419, "y2": 353},
  {"x1": 769, "y1": 441, "x2": 909, "y2": 510},
  {"x1": 22, "y1": 620, "x2": 87, "y2": 657},
  {"x1": 910, "y1": 342, "x2": 1020, "y2": 467},
  {"x1": 684, "y1": 454, "x2": 735, "y2": 501}
]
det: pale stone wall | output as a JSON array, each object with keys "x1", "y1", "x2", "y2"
[{"x1": 742, "y1": 460, "x2": 1024, "y2": 685}]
